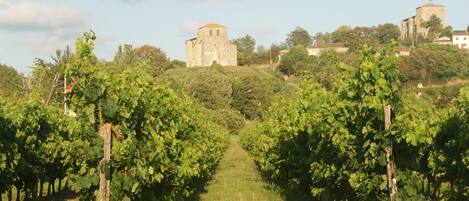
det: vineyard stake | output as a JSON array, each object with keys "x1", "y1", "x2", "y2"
[
  {"x1": 384, "y1": 105, "x2": 399, "y2": 201},
  {"x1": 99, "y1": 123, "x2": 112, "y2": 201}
]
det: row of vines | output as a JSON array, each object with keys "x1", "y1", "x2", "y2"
[
  {"x1": 240, "y1": 45, "x2": 469, "y2": 200},
  {"x1": 0, "y1": 32, "x2": 228, "y2": 200}
]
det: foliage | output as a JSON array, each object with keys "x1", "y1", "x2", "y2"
[
  {"x1": 187, "y1": 68, "x2": 233, "y2": 110},
  {"x1": 421, "y1": 14, "x2": 444, "y2": 41},
  {"x1": 113, "y1": 44, "x2": 170, "y2": 76},
  {"x1": 278, "y1": 45, "x2": 312, "y2": 76},
  {"x1": 133, "y1": 45, "x2": 169, "y2": 74},
  {"x1": 286, "y1": 27, "x2": 312, "y2": 47},
  {"x1": 1, "y1": 32, "x2": 229, "y2": 201},
  {"x1": 232, "y1": 75, "x2": 273, "y2": 120},
  {"x1": 398, "y1": 43, "x2": 469, "y2": 84},
  {"x1": 0, "y1": 64, "x2": 24, "y2": 98},
  {"x1": 242, "y1": 43, "x2": 469, "y2": 200},
  {"x1": 64, "y1": 32, "x2": 230, "y2": 200},
  {"x1": 232, "y1": 35, "x2": 256, "y2": 66},
  {"x1": 208, "y1": 108, "x2": 245, "y2": 134},
  {"x1": 375, "y1": 23, "x2": 401, "y2": 44},
  {"x1": 315, "y1": 23, "x2": 400, "y2": 50},
  {"x1": 30, "y1": 48, "x2": 72, "y2": 105}
]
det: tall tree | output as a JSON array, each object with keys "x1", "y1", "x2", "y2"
[
  {"x1": 286, "y1": 27, "x2": 312, "y2": 47},
  {"x1": 422, "y1": 14, "x2": 443, "y2": 40},
  {"x1": 231, "y1": 35, "x2": 256, "y2": 66},
  {"x1": 31, "y1": 48, "x2": 72, "y2": 105},
  {"x1": 133, "y1": 45, "x2": 169, "y2": 73}
]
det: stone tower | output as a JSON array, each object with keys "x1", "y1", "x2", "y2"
[
  {"x1": 400, "y1": 3, "x2": 446, "y2": 39},
  {"x1": 186, "y1": 23, "x2": 237, "y2": 67}
]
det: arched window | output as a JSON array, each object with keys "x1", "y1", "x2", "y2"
[
  {"x1": 217, "y1": 29, "x2": 220, "y2": 36},
  {"x1": 210, "y1": 30, "x2": 213, "y2": 36}
]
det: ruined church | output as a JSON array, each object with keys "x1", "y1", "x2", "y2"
[{"x1": 186, "y1": 23, "x2": 237, "y2": 67}]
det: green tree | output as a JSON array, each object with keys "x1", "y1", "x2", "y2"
[
  {"x1": 133, "y1": 45, "x2": 169, "y2": 74},
  {"x1": 232, "y1": 75, "x2": 273, "y2": 120},
  {"x1": 188, "y1": 69, "x2": 233, "y2": 110},
  {"x1": 440, "y1": 26, "x2": 453, "y2": 38},
  {"x1": 422, "y1": 14, "x2": 444, "y2": 40},
  {"x1": 331, "y1": 25, "x2": 352, "y2": 43},
  {"x1": 232, "y1": 35, "x2": 256, "y2": 66},
  {"x1": 286, "y1": 27, "x2": 312, "y2": 47},
  {"x1": 113, "y1": 44, "x2": 136, "y2": 70},
  {"x1": 398, "y1": 43, "x2": 469, "y2": 84},
  {"x1": 0, "y1": 64, "x2": 24, "y2": 98},
  {"x1": 278, "y1": 45, "x2": 312, "y2": 76},
  {"x1": 31, "y1": 48, "x2": 72, "y2": 105},
  {"x1": 313, "y1": 32, "x2": 333, "y2": 45},
  {"x1": 376, "y1": 23, "x2": 401, "y2": 44}
]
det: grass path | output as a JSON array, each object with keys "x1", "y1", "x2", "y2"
[{"x1": 199, "y1": 135, "x2": 283, "y2": 201}]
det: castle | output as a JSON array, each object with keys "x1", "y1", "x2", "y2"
[
  {"x1": 400, "y1": 3, "x2": 446, "y2": 39},
  {"x1": 185, "y1": 23, "x2": 237, "y2": 67}
]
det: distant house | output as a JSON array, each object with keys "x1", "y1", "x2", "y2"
[
  {"x1": 434, "y1": 36, "x2": 453, "y2": 45},
  {"x1": 452, "y1": 31, "x2": 469, "y2": 49},
  {"x1": 307, "y1": 43, "x2": 349, "y2": 56}
]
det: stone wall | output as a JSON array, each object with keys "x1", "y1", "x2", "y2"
[
  {"x1": 401, "y1": 3, "x2": 446, "y2": 39},
  {"x1": 186, "y1": 24, "x2": 237, "y2": 67}
]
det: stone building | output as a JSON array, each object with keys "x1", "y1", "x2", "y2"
[
  {"x1": 401, "y1": 3, "x2": 446, "y2": 39},
  {"x1": 186, "y1": 23, "x2": 237, "y2": 67}
]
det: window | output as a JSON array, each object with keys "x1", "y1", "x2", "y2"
[
  {"x1": 464, "y1": 37, "x2": 467, "y2": 40},
  {"x1": 456, "y1": 37, "x2": 459, "y2": 40},
  {"x1": 210, "y1": 30, "x2": 212, "y2": 36},
  {"x1": 217, "y1": 29, "x2": 220, "y2": 36}
]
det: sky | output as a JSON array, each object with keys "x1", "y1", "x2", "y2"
[{"x1": 0, "y1": 0, "x2": 468, "y2": 74}]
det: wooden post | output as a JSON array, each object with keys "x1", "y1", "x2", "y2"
[
  {"x1": 99, "y1": 123, "x2": 112, "y2": 201},
  {"x1": 269, "y1": 47, "x2": 273, "y2": 69},
  {"x1": 384, "y1": 105, "x2": 398, "y2": 201}
]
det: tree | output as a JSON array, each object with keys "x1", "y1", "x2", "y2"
[
  {"x1": 286, "y1": 27, "x2": 312, "y2": 47},
  {"x1": 232, "y1": 75, "x2": 273, "y2": 120},
  {"x1": 398, "y1": 43, "x2": 469, "y2": 84},
  {"x1": 376, "y1": 23, "x2": 401, "y2": 44},
  {"x1": 31, "y1": 48, "x2": 72, "y2": 105},
  {"x1": 441, "y1": 26, "x2": 453, "y2": 38},
  {"x1": 278, "y1": 45, "x2": 312, "y2": 76},
  {"x1": 133, "y1": 45, "x2": 169, "y2": 73},
  {"x1": 422, "y1": 14, "x2": 443, "y2": 40},
  {"x1": 313, "y1": 32, "x2": 333, "y2": 45},
  {"x1": 0, "y1": 64, "x2": 24, "y2": 98},
  {"x1": 113, "y1": 44, "x2": 136, "y2": 70},
  {"x1": 188, "y1": 68, "x2": 233, "y2": 110},
  {"x1": 232, "y1": 35, "x2": 256, "y2": 66},
  {"x1": 331, "y1": 25, "x2": 353, "y2": 43}
]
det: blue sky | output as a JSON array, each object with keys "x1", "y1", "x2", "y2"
[{"x1": 1, "y1": 0, "x2": 468, "y2": 74}]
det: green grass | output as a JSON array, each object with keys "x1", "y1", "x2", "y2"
[{"x1": 199, "y1": 135, "x2": 283, "y2": 201}]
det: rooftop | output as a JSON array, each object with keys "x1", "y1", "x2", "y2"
[
  {"x1": 310, "y1": 43, "x2": 347, "y2": 49},
  {"x1": 453, "y1": 31, "x2": 469, "y2": 36},
  {"x1": 200, "y1": 23, "x2": 226, "y2": 29},
  {"x1": 417, "y1": 3, "x2": 445, "y2": 9}
]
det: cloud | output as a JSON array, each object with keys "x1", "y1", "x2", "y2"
[
  {"x1": 0, "y1": 1, "x2": 85, "y2": 32},
  {"x1": 0, "y1": 1, "x2": 86, "y2": 54}
]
